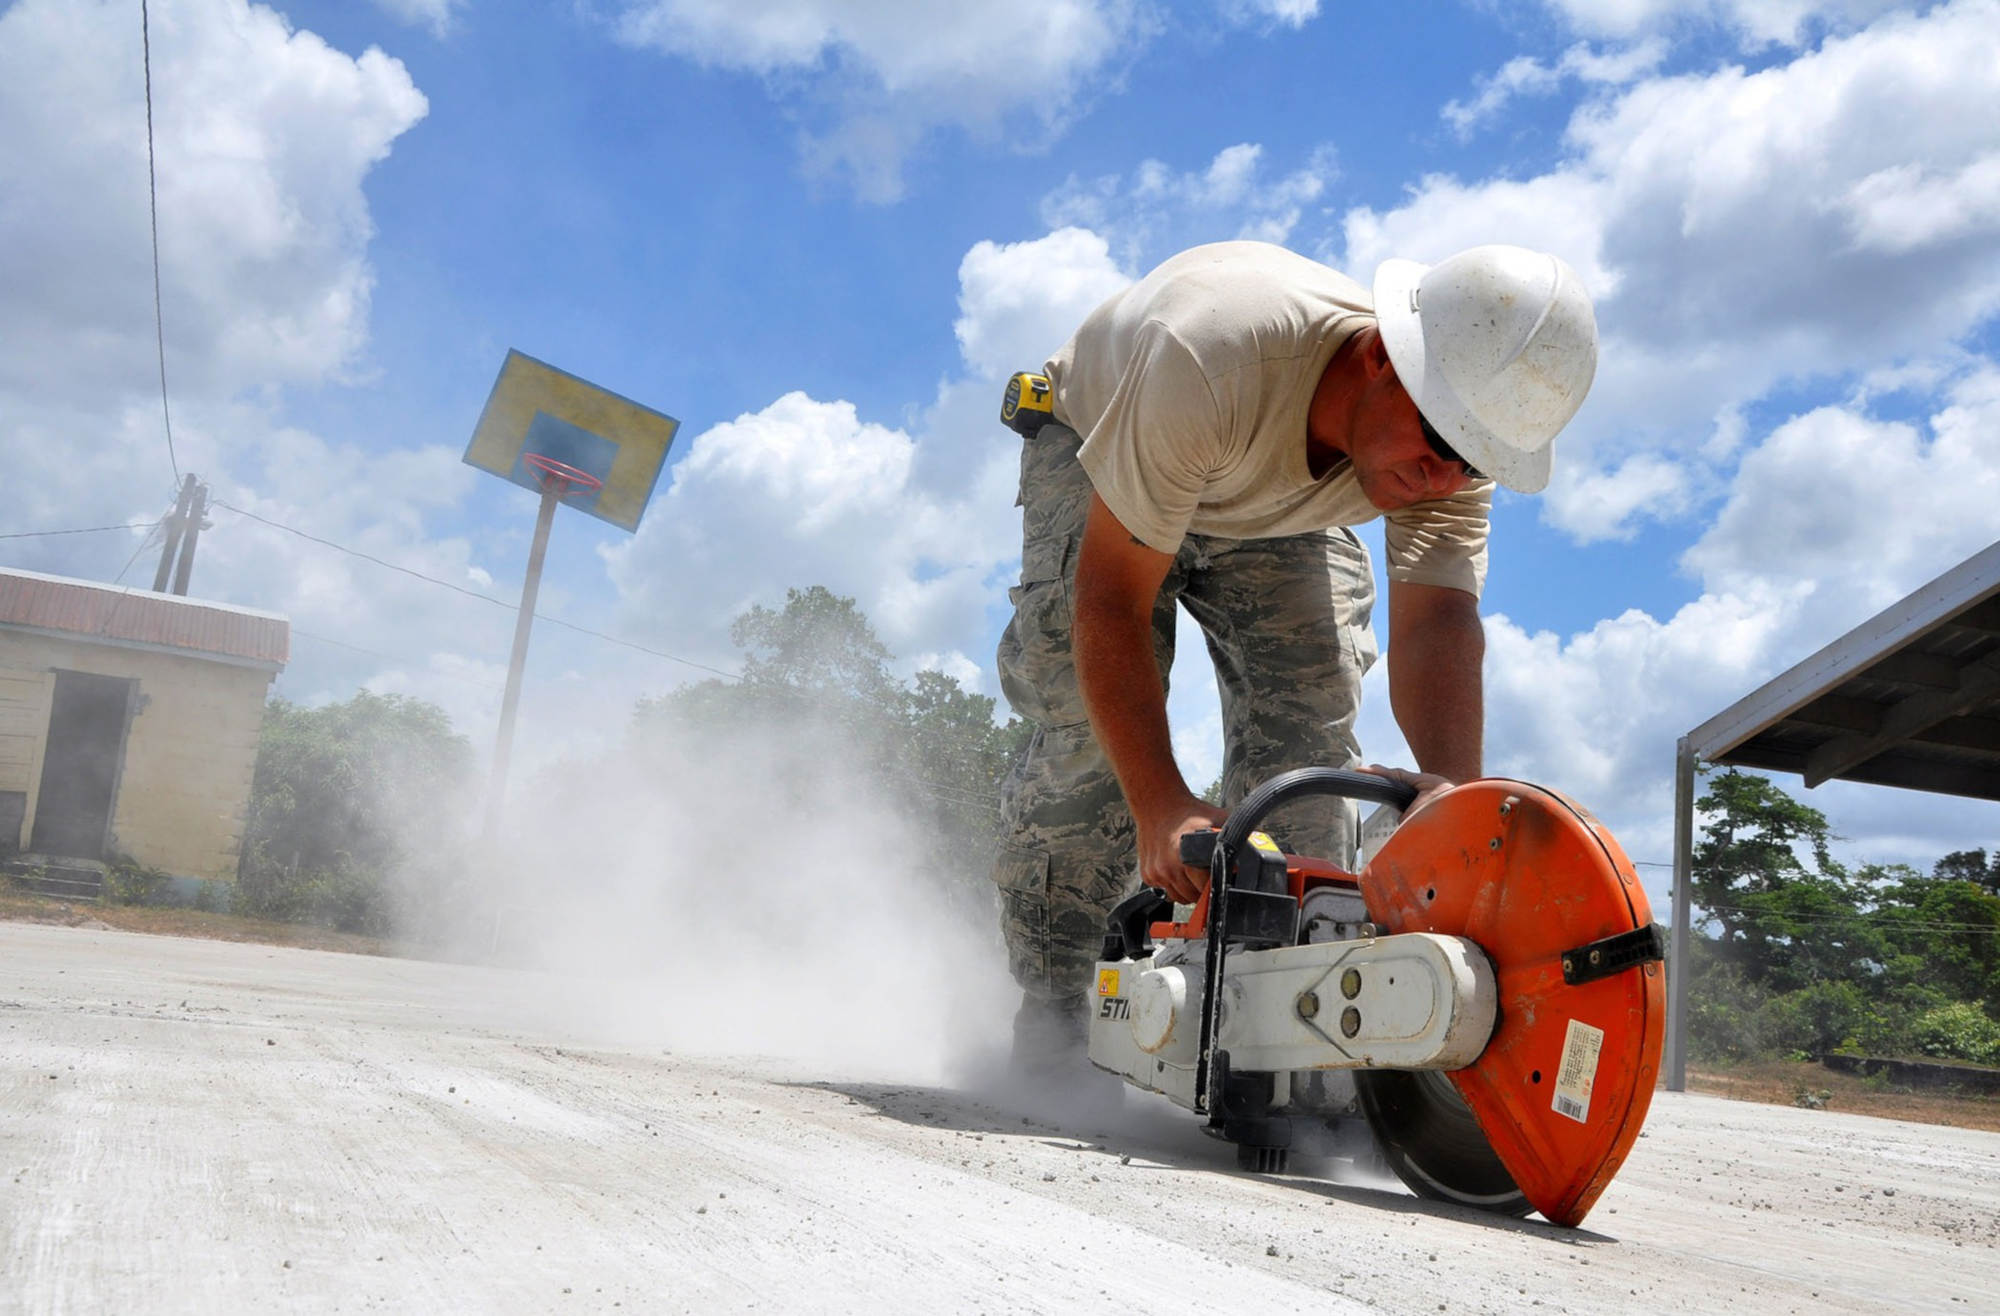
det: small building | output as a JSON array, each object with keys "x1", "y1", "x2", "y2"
[{"x1": 0, "y1": 567, "x2": 287, "y2": 897}]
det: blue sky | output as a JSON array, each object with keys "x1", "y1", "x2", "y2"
[{"x1": 4, "y1": 0, "x2": 1999, "y2": 888}]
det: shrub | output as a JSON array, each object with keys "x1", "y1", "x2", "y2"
[
  {"x1": 1757, "y1": 980, "x2": 1866, "y2": 1058},
  {"x1": 1909, "y1": 1001, "x2": 2000, "y2": 1066},
  {"x1": 105, "y1": 858, "x2": 172, "y2": 906},
  {"x1": 1688, "y1": 961, "x2": 1771, "y2": 1063}
]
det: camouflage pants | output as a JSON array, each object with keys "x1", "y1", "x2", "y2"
[{"x1": 991, "y1": 423, "x2": 1378, "y2": 1004}]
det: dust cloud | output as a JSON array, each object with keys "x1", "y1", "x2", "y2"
[
  {"x1": 403, "y1": 710, "x2": 1407, "y2": 1183},
  {"x1": 466, "y1": 715, "x2": 1021, "y2": 1088}
]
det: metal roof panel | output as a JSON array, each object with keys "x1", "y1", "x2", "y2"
[
  {"x1": 0, "y1": 567, "x2": 288, "y2": 668},
  {"x1": 1683, "y1": 541, "x2": 2000, "y2": 801}
]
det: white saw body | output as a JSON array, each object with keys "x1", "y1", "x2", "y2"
[{"x1": 1089, "y1": 932, "x2": 1497, "y2": 1107}]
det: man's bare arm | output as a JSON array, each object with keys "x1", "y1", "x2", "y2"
[
  {"x1": 1072, "y1": 493, "x2": 1223, "y2": 903},
  {"x1": 1382, "y1": 579, "x2": 1485, "y2": 809}
]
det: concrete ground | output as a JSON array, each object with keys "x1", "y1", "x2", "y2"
[{"x1": 4, "y1": 920, "x2": 1997, "y2": 1314}]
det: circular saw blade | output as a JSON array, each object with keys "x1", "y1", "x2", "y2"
[{"x1": 1354, "y1": 1068, "x2": 1530, "y2": 1216}]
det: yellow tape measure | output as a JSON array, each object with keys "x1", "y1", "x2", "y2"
[{"x1": 1000, "y1": 372, "x2": 1054, "y2": 436}]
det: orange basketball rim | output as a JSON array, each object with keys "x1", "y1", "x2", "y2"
[{"x1": 1359, "y1": 779, "x2": 1666, "y2": 1227}]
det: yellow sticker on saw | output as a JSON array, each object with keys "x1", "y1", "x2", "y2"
[
  {"x1": 1096, "y1": 968, "x2": 1121, "y2": 997},
  {"x1": 1553, "y1": 1018, "x2": 1604, "y2": 1124}
]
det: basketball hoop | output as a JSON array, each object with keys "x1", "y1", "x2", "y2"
[{"x1": 523, "y1": 453, "x2": 604, "y2": 498}]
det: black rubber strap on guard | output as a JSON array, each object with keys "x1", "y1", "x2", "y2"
[{"x1": 1561, "y1": 924, "x2": 1665, "y2": 986}]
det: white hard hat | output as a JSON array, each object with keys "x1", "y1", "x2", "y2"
[{"x1": 1372, "y1": 245, "x2": 1598, "y2": 494}]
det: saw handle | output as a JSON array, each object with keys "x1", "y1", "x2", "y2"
[
  {"x1": 1180, "y1": 768, "x2": 1416, "y2": 871},
  {"x1": 1102, "y1": 886, "x2": 1176, "y2": 961},
  {"x1": 1218, "y1": 767, "x2": 1416, "y2": 852},
  {"x1": 1178, "y1": 829, "x2": 1219, "y2": 868}
]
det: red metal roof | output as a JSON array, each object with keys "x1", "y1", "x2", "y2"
[{"x1": 0, "y1": 568, "x2": 288, "y2": 668}]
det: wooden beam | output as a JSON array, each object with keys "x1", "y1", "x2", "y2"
[
  {"x1": 1907, "y1": 713, "x2": 2000, "y2": 753},
  {"x1": 1804, "y1": 651, "x2": 2000, "y2": 787},
  {"x1": 1787, "y1": 695, "x2": 1883, "y2": 734},
  {"x1": 1832, "y1": 754, "x2": 2000, "y2": 802},
  {"x1": 1950, "y1": 597, "x2": 2000, "y2": 636},
  {"x1": 1862, "y1": 649, "x2": 1971, "y2": 692},
  {"x1": 1714, "y1": 744, "x2": 1810, "y2": 775}
]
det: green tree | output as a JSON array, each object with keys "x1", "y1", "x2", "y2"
[
  {"x1": 1870, "y1": 862, "x2": 2000, "y2": 1013},
  {"x1": 901, "y1": 668, "x2": 1032, "y2": 892},
  {"x1": 1686, "y1": 771, "x2": 2000, "y2": 1064},
  {"x1": 734, "y1": 585, "x2": 902, "y2": 707},
  {"x1": 1934, "y1": 848, "x2": 2000, "y2": 898},
  {"x1": 238, "y1": 691, "x2": 473, "y2": 935},
  {"x1": 1692, "y1": 769, "x2": 1867, "y2": 986}
]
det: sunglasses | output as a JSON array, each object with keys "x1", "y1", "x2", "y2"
[{"x1": 1420, "y1": 414, "x2": 1485, "y2": 481}]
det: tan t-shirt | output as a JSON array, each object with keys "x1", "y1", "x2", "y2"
[{"x1": 1045, "y1": 241, "x2": 1491, "y2": 597}]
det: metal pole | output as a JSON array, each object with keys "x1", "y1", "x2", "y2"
[
  {"x1": 152, "y1": 474, "x2": 195, "y2": 592},
  {"x1": 170, "y1": 479, "x2": 207, "y2": 596},
  {"x1": 1666, "y1": 735, "x2": 1696, "y2": 1091},
  {"x1": 484, "y1": 483, "x2": 560, "y2": 844}
]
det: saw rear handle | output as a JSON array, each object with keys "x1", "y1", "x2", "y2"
[{"x1": 1099, "y1": 768, "x2": 1418, "y2": 963}]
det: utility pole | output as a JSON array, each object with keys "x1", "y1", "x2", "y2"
[
  {"x1": 169, "y1": 479, "x2": 208, "y2": 596},
  {"x1": 151, "y1": 474, "x2": 196, "y2": 593}
]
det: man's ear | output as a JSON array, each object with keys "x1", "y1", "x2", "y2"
[{"x1": 1358, "y1": 325, "x2": 1394, "y2": 380}]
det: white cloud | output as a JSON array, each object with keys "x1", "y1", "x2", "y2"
[
  {"x1": 369, "y1": 0, "x2": 465, "y2": 38},
  {"x1": 1682, "y1": 373, "x2": 2000, "y2": 609},
  {"x1": 0, "y1": 0, "x2": 427, "y2": 413},
  {"x1": 611, "y1": 0, "x2": 1146, "y2": 201},
  {"x1": 953, "y1": 227, "x2": 1131, "y2": 381},
  {"x1": 1538, "y1": 0, "x2": 1911, "y2": 48},
  {"x1": 910, "y1": 649, "x2": 985, "y2": 692},
  {"x1": 1544, "y1": 453, "x2": 1694, "y2": 544},
  {"x1": 676, "y1": 392, "x2": 914, "y2": 533},
  {"x1": 1220, "y1": 0, "x2": 1320, "y2": 28},
  {"x1": 1842, "y1": 152, "x2": 2000, "y2": 254},
  {"x1": 603, "y1": 384, "x2": 1021, "y2": 690},
  {"x1": 1042, "y1": 142, "x2": 1338, "y2": 270},
  {"x1": 1443, "y1": 39, "x2": 1667, "y2": 138},
  {"x1": 1337, "y1": 169, "x2": 1614, "y2": 295},
  {"x1": 1344, "y1": 0, "x2": 2000, "y2": 543}
]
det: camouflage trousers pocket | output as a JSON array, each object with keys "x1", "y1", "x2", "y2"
[{"x1": 992, "y1": 844, "x2": 1052, "y2": 983}]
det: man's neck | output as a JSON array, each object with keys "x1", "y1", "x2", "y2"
[{"x1": 1306, "y1": 329, "x2": 1367, "y2": 478}]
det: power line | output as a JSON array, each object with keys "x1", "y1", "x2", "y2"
[
  {"x1": 185, "y1": 505, "x2": 1017, "y2": 809},
  {"x1": 140, "y1": 0, "x2": 179, "y2": 486},
  {"x1": 113, "y1": 517, "x2": 168, "y2": 585},
  {"x1": 536, "y1": 612, "x2": 740, "y2": 680},
  {"x1": 291, "y1": 628, "x2": 509, "y2": 694},
  {"x1": 214, "y1": 499, "x2": 510, "y2": 606},
  {"x1": 0, "y1": 521, "x2": 159, "y2": 540},
  {"x1": 1704, "y1": 902, "x2": 2000, "y2": 935},
  {"x1": 208, "y1": 499, "x2": 739, "y2": 681}
]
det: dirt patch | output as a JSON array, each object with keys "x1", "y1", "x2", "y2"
[
  {"x1": 1686, "y1": 1057, "x2": 2000, "y2": 1133},
  {"x1": 0, "y1": 887, "x2": 403, "y2": 958}
]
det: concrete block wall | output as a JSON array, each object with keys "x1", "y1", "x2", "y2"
[{"x1": 0, "y1": 631, "x2": 275, "y2": 883}]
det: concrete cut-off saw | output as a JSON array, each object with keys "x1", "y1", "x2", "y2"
[{"x1": 1088, "y1": 769, "x2": 1665, "y2": 1227}]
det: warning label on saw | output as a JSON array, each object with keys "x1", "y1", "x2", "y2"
[{"x1": 1553, "y1": 1019, "x2": 1604, "y2": 1124}]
